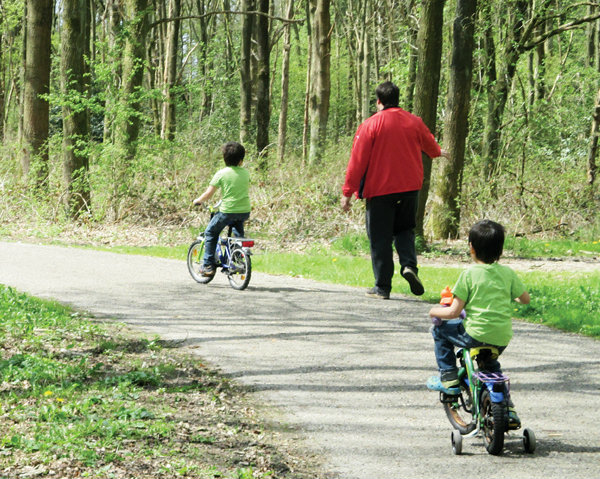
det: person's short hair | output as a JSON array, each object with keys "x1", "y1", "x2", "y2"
[
  {"x1": 376, "y1": 81, "x2": 400, "y2": 109},
  {"x1": 222, "y1": 141, "x2": 245, "y2": 166},
  {"x1": 468, "y1": 220, "x2": 505, "y2": 264}
]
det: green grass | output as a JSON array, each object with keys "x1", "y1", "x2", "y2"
[
  {"x1": 505, "y1": 237, "x2": 600, "y2": 258},
  {"x1": 0, "y1": 285, "x2": 303, "y2": 477}
]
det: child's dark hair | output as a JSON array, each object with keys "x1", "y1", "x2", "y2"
[
  {"x1": 222, "y1": 142, "x2": 245, "y2": 166},
  {"x1": 468, "y1": 220, "x2": 505, "y2": 264}
]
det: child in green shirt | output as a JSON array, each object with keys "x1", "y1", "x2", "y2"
[
  {"x1": 193, "y1": 142, "x2": 251, "y2": 277},
  {"x1": 427, "y1": 220, "x2": 530, "y2": 426}
]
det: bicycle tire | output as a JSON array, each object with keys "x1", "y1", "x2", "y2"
[
  {"x1": 480, "y1": 388, "x2": 507, "y2": 455},
  {"x1": 227, "y1": 246, "x2": 251, "y2": 290},
  {"x1": 187, "y1": 239, "x2": 214, "y2": 284},
  {"x1": 443, "y1": 377, "x2": 476, "y2": 434}
]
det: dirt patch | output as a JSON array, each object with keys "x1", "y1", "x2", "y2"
[
  {"x1": 419, "y1": 255, "x2": 599, "y2": 273},
  {"x1": 3, "y1": 222, "x2": 598, "y2": 274}
]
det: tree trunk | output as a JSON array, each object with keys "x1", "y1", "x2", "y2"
[
  {"x1": 102, "y1": 0, "x2": 121, "y2": 143},
  {"x1": 302, "y1": 0, "x2": 312, "y2": 161},
  {"x1": 588, "y1": 87, "x2": 600, "y2": 186},
  {"x1": 61, "y1": 0, "x2": 91, "y2": 218},
  {"x1": 115, "y1": 0, "x2": 149, "y2": 164},
  {"x1": 277, "y1": 0, "x2": 294, "y2": 163},
  {"x1": 0, "y1": 12, "x2": 4, "y2": 144},
  {"x1": 21, "y1": 0, "x2": 52, "y2": 186},
  {"x1": 358, "y1": 0, "x2": 371, "y2": 121},
  {"x1": 413, "y1": 0, "x2": 445, "y2": 239},
  {"x1": 587, "y1": 2, "x2": 597, "y2": 67},
  {"x1": 308, "y1": 0, "x2": 331, "y2": 164},
  {"x1": 405, "y1": 24, "x2": 418, "y2": 111},
  {"x1": 255, "y1": 0, "x2": 270, "y2": 159},
  {"x1": 429, "y1": 0, "x2": 477, "y2": 239},
  {"x1": 239, "y1": 0, "x2": 254, "y2": 145},
  {"x1": 482, "y1": 0, "x2": 528, "y2": 181},
  {"x1": 160, "y1": 0, "x2": 181, "y2": 140}
]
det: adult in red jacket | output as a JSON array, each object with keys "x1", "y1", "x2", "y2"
[{"x1": 341, "y1": 81, "x2": 448, "y2": 299}]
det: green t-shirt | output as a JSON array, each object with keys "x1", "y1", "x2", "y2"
[
  {"x1": 209, "y1": 166, "x2": 251, "y2": 213},
  {"x1": 452, "y1": 263, "x2": 526, "y2": 347}
]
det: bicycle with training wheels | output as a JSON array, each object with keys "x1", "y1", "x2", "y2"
[
  {"x1": 435, "y1": 346, "x2": 536, "y2": 456},
  {"x1": 187, "y1": 203, "x2": 254, "y2": 290}
]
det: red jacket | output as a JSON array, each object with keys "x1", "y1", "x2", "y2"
[{"x1": 342, "y1": 107, "x2": 441, "y2": 199}]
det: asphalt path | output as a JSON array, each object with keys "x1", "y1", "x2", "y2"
[{"x1": 1, "y1": 241, "x2": 599, "y2": 478}]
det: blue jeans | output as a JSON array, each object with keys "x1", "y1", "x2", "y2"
[
  {"x1": 203, "y1": 211, "x2": 250, "y2": 266},
  {"x1": 432, "y1": 319, "x2": 505, "y2": 382}
]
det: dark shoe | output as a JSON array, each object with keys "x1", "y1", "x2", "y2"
[
  {"x1": 402, "y1": 266, "x2": 424, "y2": 296},
  {"x1": 508, "y1": 407, "x2": 521, "y2": 430},
  {"x1": 365, "y1": 287, "x2": 390, "y2": 300},
  {"x1": 200, "y1": 264, "x2": 215, "y2": 277}
]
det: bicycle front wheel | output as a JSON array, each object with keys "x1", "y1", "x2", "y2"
[
  {"x1": 187, "y1": 239, "x2": 214, "y2": 284},
  {"x1": 227, "y1": 247, "x2": 251, "y2": 290},
  {"x1": 481, "y1": 389, "x2": 507, "y2": 455},
  {"x1": 443, "y1": 377, "x2": 476, "y2": 434}
]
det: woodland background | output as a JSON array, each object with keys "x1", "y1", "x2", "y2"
[{"x1": 1, "y1": 0, "x2": 599, "y2": 245}]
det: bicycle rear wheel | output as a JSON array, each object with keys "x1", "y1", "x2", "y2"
[
  {"x1": 443, "y1": 377, "x2": 476, "y2": 434},
  {"x1": 187, "y1": 239, "x2": 214, "y2": 284},
  {"x1": 227, "y1": 246, "x2": 251, "y2": 290},
  {"x1": 481, "y1": 389, "x2": 507, "y2": 455}
]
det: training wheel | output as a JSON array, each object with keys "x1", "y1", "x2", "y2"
[
  {"x1": 523, "y1": 427, "x2": 536, "y2": 453},
  {"x1": 451, "y1": 429, "x2": 463, "y2": 455}
]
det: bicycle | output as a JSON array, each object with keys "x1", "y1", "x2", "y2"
[
  {"x1": 187, "y1": 203, "x2": 254, "y2": 290},
  {"x1": 432, "y1": 346, "x2": 536, "y2": 456}
]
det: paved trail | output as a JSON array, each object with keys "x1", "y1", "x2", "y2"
[{"x1": 1, "y1": 241, "x2": 599, "y2": 479}]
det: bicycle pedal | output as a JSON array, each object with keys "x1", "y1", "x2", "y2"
[{"x1": 439, "y1": 391, "x2": 460, "y2": 404}]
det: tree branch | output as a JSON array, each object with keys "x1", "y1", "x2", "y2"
[
  {"x1": 149, "y1": 10, "x2": 305, "y2": 30},
  {"x1": 522, "y1": 12, "x2": 600, "y2": 50}
]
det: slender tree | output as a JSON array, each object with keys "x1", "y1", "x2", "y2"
[
  {"x1": 0, "y1": 2, "x2": 4, "y2": 144},
  {"x1": 277, "y1": 0, "x2": 295, "y2": 162},
  {"x1": 115, "y1": 0, "x2": 150, "y2": 164},
  {"x1": 240, "y1": 0, "x2": 254, "y2": 145},
  {"x1": 21, "y1": 0, "x2": 52, "y2": 186},
  {"x1": 308, "y1": 0, "x2": 331, "y2": 164},
  {"x1": 429, "y1": 0, "x2": 477, "y2": 239},
  {"x1": 413, "y1": 0, "x2": 445, "y2": 239},
  {"x1": 160, "y1": 0, "x2": 181, "y2": 140},
  {"x1": 588, "y1": 87, "x2": 600, "y2": 187},
  {"x1": 255, "y1": 0, "x2": 270, "y2": 158},
  {"x1": 61, "y1": 0, "x2": 91, "y2": 217}
]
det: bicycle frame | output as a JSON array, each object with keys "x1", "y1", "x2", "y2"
[
  {"x1": 456, "y1": 347, "x2": 508, "y2": 439},
  {"x1": 215, "y1": 236, "x2": 254, "y2": 271}
]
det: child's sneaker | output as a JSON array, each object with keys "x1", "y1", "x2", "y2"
[
  {"x1": 427, "y1": 376, "x2": 460, "y2": 395},
  {"x1": 508, "y1": 407, "x2": 521, "y2": 429},
  {"x1": 200, "y1": 264, "x2": 215, "y2": 277}
]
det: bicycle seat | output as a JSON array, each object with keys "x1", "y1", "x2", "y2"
[{"x1": 469, "y1": 346, "x2": 499, "y2": 360}]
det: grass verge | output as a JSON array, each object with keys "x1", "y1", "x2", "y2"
[
  {"x1": 86, "y1": 240, "x2": 600, "y2": 339},
  {"x1": 0, "y1": 285, "x2": 321, "y2": 478}
]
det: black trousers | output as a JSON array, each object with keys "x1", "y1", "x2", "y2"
[{"x1": 365, "y1": 191, "x2": 419, "y2": 294}]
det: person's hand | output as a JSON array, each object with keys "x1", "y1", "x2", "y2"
[
  {"x1": 440, "y1": 149, "x2": 450, "y2": 159},
  {"x1": 341, "y1": 195, "x2": 352, "y2": 212},
  {"x1": 193, "y1": 199, "x2": 203, "y2": 207}
]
